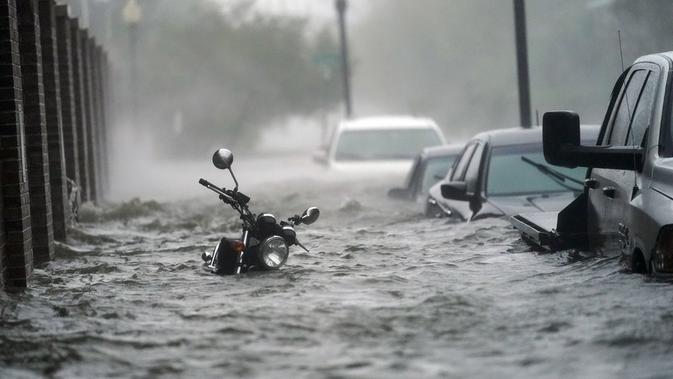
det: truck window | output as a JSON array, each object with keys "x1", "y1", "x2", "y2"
[
  {"x1": 627, "y1": 70, "x2": 659, "y2": 147},
  {"x1": 451, "y1": 143, "x2": 476, "y2": 181},
  {"x1": 334, "y1": 128, "x2": 443, "y2": 161},
  {"x1": 607, "y1": 69, "x2": 648, "y2": 146}
]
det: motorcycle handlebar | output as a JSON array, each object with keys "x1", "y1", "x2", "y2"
[{"x1": 198, "y1": 178, "x2": 234, "y2": 203}]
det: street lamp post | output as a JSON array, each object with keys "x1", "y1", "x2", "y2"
[
  {"x1": 123, "y1": 0, "x2": 142, "y2": 127},
  {"x1": 335, "y1": 0, "x2": 353, "y2": 118},
  {"x1": 513, "y1": 0, "x2": 532, "y2": 128}
]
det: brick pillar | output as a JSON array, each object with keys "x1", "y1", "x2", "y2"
[
  {"x1": 0, "y1": 170, "x2": 4, "y2": 289},
  {"x1": 81, "y1": 32, "x2": 97, "y2": 203},
  {"x1": 38, "y1": 0, "x2": 66, "y2": 241},
  {"x1": 92, "y1": 44, "x2": 107, "y2": 199},
  {"x1": 0, "y1": 0, "x2": 33, "y2": 287},
  {"x1": 100, "y1": 50, "x2": 110, "y2": 196},
  {"x1": 55, "y1": 5, "x2": 79, "y2": 212},
  {"x1": 17, "y1": 0, "x2": 54, "y2": 265},
  {"x1": 69, "y1": 18, "x2": 90, "y2": 203}
]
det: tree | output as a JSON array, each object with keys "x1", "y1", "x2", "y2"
[{"x1": 84, "y1": 0, "x2": 340, "y2": 157}]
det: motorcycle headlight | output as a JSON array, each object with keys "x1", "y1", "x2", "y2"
[{"x1": 258, "y1": 235, "x2": 289, "y2": 269}]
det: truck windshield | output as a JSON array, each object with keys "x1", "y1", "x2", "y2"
[
  {"x1": 335, "y1": 128, "x2": 442, "y2": 161},
  {"x1": 487, "y1": 144, "x2": 586, "y2": 196}
]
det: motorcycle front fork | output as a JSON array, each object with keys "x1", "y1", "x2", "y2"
[
  {"x1": 206, "y1": 229, "x2": 249, "y2": 274},
  {"x1": 235, "y1": 230, "x2": 249, "y2": 274}
]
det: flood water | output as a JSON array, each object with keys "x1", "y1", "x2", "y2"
[{"x1": 1, "y1": 155, "x2": 673, "y2": 379}]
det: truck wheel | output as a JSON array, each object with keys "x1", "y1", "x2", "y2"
[{"x1": 631, "y1": 250, "x2": 647, "y2": 274}]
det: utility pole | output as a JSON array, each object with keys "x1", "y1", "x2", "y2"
[
  {"x1": 335, "y1": 0, "x2": 353, "y2": 118},
  {"x1": 513, "y1": 0, "x2": 532, "y2": 128}
]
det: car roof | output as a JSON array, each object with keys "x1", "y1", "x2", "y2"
[
  {"x1": 637, "y1": 52, "x2": 673, "y2": 67},
  {"x1": 338, "y1": 116, "x2": 439, "y2": 130},
  {"x1": 471, "y1": 125, "x2": 601, "y2": 147},
  {"x1": 421, "y1": 143, "x2": 464, "y2": 159}
]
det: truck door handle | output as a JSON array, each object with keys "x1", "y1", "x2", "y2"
[
  {"x1": 585, "y1": 178, "x2": 600, "y2": 189},
  {"x1": 602, "y1": 186, "x2": 616, "y2": 198}
]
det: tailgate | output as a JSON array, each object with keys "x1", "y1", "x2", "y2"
[
  {"x1": 510, "y1": 212, "x2": 560, "y2": 250},
  {"x1": 510, "y1": 193, "x2": 589, "y2": 251}
]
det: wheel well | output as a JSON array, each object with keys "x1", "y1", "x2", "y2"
[{"x1": 632, "y1": 248, "x2": 647, "y2": 274}]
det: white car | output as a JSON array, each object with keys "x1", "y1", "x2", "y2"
[{"x1": 315, "y1": 116, "x2": 446, "y2": 178}]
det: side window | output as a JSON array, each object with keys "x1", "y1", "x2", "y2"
[
  {"x1": 607, "y1": 69, "x2": 648, "y2": 146},
  {"x1": 465, "y1": 143, "x2": 484, "y2": 195},
  {"x1": 451, "y1": 143, "x2": 476, "y2": 181},
  {"x1": 628, "y1": 70, "x2": 659, "y2": 147}
]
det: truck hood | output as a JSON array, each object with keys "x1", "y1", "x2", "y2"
[
  {"x1": 427, "y1": 182, "x2": 579, "y2": 217},
  {"x1": 489, "y1": 192, "x2": 578, "y2": 215}
]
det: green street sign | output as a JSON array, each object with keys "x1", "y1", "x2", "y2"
[{"x1": 313, "y1": 53, "x2": 340, "y2": 67}]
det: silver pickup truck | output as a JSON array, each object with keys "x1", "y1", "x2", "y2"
[{"x1": 511, "y1": 51, "x2": 673, "y2": 275}]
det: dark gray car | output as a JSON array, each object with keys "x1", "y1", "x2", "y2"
[
  {"x1": 428, "y1": 126, "x2": 599, "y2": 221},
  {"x1": 388, "y1": 144, "x2": 462, "y2": 214}
]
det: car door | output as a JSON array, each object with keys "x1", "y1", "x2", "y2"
[
  {"x1": 623, "y1": 65, "x2": 661, "y2": 261},
  {"x1": 587, "y1": 65, "x2": 657, "y2": 253}
]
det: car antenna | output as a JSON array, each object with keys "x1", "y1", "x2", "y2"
[
  {"x1": 618, "y1": 30, "x2": 640, "y2": 196},
  {"x1": 618, "y1": 30, "x2": 626, "y2": 73},
  {"x1": 617, "y1": 30, "x2": 631, "y2": 129}
]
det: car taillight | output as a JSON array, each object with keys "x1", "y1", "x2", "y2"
[{"x1": 654, "y1": 227, "x2": 673, "y2": 272}]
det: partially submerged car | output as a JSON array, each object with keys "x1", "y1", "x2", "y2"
[
  {"x1": 512, "y1": 52, "x2": 673, "y2": 275},
  {"x1": 314, "y1": 116, "x2": 446, "y2": 177},
  {"x1": 388, "y1": 144, "x2": 463, "y2": 214},
  {"x1": 428, "y1": 126, "x2": 599, "y2": 221}
]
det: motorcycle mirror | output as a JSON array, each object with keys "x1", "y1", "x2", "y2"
[
  {"x1": 212, "y1": 148, "x2": 234, "y2": 170},
  {"x1": 300, "y1": 207, "x2": 320, "y2": 225}
]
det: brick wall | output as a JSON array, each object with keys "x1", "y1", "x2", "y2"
[
  {"x1": 17, "y1": 0, "x2": 55, "y2": 265},
  {"x1": 0, "y1": 161, "x2": 4, "y2": 289},
  {"x1": 81, "y1": 33, "x2": 97, "y2": 203},
  {"x1": 93, "y1": 45, "x2": 107, "y2": 198},
  {"x1": 68, "y1": 18, "x2": 90, "y2": 203},
  {"x1": 55, "y1": 5, "x2": 79, "y2": 208},
  {"x1": 0, "y1": 0, "x2": 34, "y2": 288},
  {"x1": 100, "y1": 50, "x2": 110, "y2": 195},
  {"x1": 38, "y1": 0, "x2": 66, "y2": 241}
]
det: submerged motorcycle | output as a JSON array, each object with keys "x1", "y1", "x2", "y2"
[{"x1": 199, "y1": 148, "x2": 320, "y2": 275}]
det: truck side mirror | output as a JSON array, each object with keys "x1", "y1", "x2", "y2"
[
  {"x1": 441, "y1": 181, "x2": 470, "y2": 201},
  {"x1": 543, "y1": 111, "x2": 643, "y2": 171},
  {"x1": 543, "y1": 111, "x2": 581, "y2": 167}
]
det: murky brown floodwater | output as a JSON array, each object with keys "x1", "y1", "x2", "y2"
[{"x1": 1, "y1": 155, "x2": 673, "y2": 379}]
